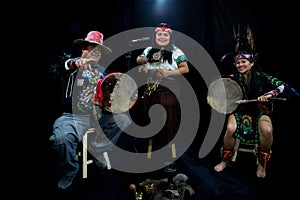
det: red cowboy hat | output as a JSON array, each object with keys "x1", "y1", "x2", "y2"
[{"x1": 73, "y1": 31, "x2": 112, "y2": 54}]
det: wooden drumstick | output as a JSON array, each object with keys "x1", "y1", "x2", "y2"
[{"x1": 236, "y1": 97, "x2": 287, "y2": 104}]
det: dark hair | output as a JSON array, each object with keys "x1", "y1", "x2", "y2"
[
  {"x1": 157, "y1": 22, "x2": 171, "y2": 29},
  {"x1": 146, "y1": 48, "x2": 173, "y2": 65},
  {"x1": 149, "y1": 22, "x2": 174, "y2": 64}
]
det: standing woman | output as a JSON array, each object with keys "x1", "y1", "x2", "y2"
[{"x1": 136, "y1": 23, "x2": 189, "y2": 154}]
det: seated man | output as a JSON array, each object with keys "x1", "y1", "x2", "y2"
[{"x1": 49, "y1": 30, "x2": 131, "y2": 189}]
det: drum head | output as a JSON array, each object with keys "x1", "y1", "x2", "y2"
[
  {"x1": 207, "y1": 77, "x2": 243, "y2": 114},
  {"x1": 96, "y1": 72, "x2": 138, "y2": 113}
]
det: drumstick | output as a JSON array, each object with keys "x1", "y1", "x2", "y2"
[{"x1": 236, "y1": 97, "x2": 287, "y2": 104}]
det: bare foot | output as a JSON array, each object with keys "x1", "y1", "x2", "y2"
[
  {"x1": 214, "y1": 161, "x2": 227, "y2": 172},
  {"x1": 256, "y1": 162, "x2": 266, "y2": 178}
]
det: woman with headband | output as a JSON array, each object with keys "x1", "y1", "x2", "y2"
[
  {"x1": 214, "y1": 28, "x2": 299, "y2": 177},
  {"x1": 136, "y1": 23, "x2": 189, "y2": 168}
]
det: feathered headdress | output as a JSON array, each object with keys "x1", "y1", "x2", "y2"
[
  {"x1": 220, "y1": 24, "x2": 258, "y2": 64},
  {"x1": 233, "y1": 24, "x2": 257, "y2": 62}
]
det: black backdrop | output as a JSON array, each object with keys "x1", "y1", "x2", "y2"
[{"x1": 24, "y1": 0, "x2": 295, "y2": 198}]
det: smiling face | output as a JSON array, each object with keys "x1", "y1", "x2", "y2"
[
  {"x1": 235, "y1": 58, "x2": 254, "y2": 75},
  {"x1": 155, "y1": 31, "x2": 171, "y2": 47},
  {"x1": 81, "y1": 44, "x2": 102, "y2": 63}
]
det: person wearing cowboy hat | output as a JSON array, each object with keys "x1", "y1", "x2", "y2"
[{"x1": 49, "y1": 30, "x2": 131, "y2": 190}]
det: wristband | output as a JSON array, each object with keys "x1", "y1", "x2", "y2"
[
  {"x1": 264, "y1": 90, "x2": 276, "y2": 97},
  {"x1": 65, "y1": 58, "x2": 78, "y2": 70}
]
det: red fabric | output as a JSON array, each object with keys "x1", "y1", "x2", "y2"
[
  {"x1": 85, "y1": 31, "x2": 103, "y2": 45},
  {"x1": 94, "y1": 79, "x2": 104, "y2": 107}
]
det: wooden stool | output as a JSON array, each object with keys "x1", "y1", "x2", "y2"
[
  {"x1": 78, "y1": 128, "x2": 111, "y2": 179},
  {"x1": 232, "y1": 138, "x2": 258, "y2": 164},
  {"x1": 147, "y1": 138, "x2": 177, "y2": 159}
]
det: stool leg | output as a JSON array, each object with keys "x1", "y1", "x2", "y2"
[
  {"x1": 82, "y1": 129, "x2": 94, "y2": 179},
  {"x1": 103, "y1": 152, "x2": 111, "y2": 170},
  {"x1": 255, "y1": 144, "x2": 259, "y2": 165},
  {"x1": 233, "y1": 138, "x2": 259, "y2": 165},
  {"x1": 147, "y1": 138, "x2": 152, "y2": 159},
  {"x1": 232, "y1": 138, "x2": 240, "y2": 162},
  {"x1": 170, "y1": 143, "x2": 176, "y2": 159}
]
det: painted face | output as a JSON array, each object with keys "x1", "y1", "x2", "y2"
[
  {"x1": 155, "y1": 31, "x2": 171, "y2": 47},
  {"x1": 235, "y1": 58, "x2": 254, "y2": 74}
]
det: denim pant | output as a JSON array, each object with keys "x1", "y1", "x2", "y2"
[
  {"x1": 49, "y1": 111, "x2": 131, "y2": 179},
  {"x1": 89, "y1": 109, "x2": 132, "y2": 164}
]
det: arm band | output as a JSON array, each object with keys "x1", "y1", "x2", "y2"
[
  {"x1": 65, "y1": 58, "x2": 78, "y2": 70},
  {"x1": 264, "y1": 90, "x2": 277, "y2": 97}
]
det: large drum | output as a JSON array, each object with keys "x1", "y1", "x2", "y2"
[
  {"x1": 206, "y1": 76, "x2": 286, "y2": 114},
  {"x1": 207, "y1": 76, "x2": 245, "y2": 114},
  {"x1": 94, "y1": 72, "x2": 138, "y2": 113}
]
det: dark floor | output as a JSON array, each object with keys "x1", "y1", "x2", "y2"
[
  {"x1": 27, "y1": 87, "x2": 297, "y2": 200},
  {"x1": 31, "y1": 142, "x2": 283, "y2": 200}
]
